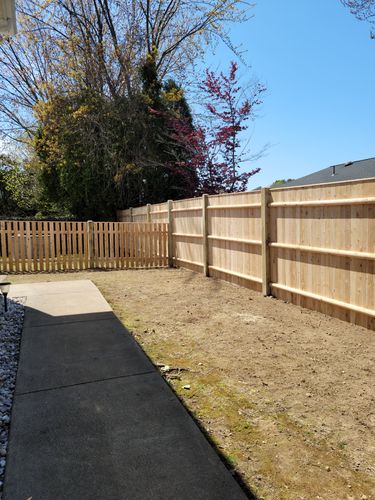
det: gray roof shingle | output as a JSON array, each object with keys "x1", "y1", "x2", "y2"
[{"x1": 278, "y1": 157, "x2": 375, "y2": 188}]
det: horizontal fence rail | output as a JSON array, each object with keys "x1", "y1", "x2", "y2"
[
  {"x1": 0, "y1": 221, "x2": 168, "y2": 272},
  {"x1": 118, "y1": 177, "x2": 375, "y2": 329}
]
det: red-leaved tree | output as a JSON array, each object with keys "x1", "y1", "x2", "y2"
[
  {"x1": 151, "y1": 62, "x2": 266, "y2": 196},
  {"x1": 166, "y1": 62, "x2": 266, "y2": 194},
  {"x1": 197, "y1": 62, "x2": 266, "y2": 193}
]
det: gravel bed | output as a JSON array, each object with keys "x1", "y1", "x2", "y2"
[{"x1": 0, "y1": 297, "x2": 25, "y2": 498}]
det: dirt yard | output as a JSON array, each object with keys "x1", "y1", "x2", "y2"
[{"x1": 10, "y1": 268, "x2": 375, "y2": 500}]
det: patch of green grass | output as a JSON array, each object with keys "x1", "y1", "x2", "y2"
[{"x1": 226, "y1": 454, "x2": 238, "y2": 468}]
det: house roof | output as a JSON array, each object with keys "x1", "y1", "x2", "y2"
[{"x1": 278, "y1": 157, "x2": 375, "y2": 188}]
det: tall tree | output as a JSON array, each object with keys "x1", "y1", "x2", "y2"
[
  {"x1": 32, "y1": 56, "x2": 199, "y2": 218},
  {"x1": 0, "y1": 0, "x2": 252, "y2": 217},
  {"x1": 0, "y1": 0, "x2": 251, "y2": 140}
]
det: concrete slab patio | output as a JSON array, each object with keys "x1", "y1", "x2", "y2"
[{"x1": 3, "y1": 280, "x2": 249, "y2": 500}]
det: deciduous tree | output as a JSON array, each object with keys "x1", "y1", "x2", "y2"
[{"x1": 0, "y1": 0, "x2": 251, "y2": 217}]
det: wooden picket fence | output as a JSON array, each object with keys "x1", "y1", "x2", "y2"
[{"x1": 0, "y1": 221, "x2": 168, "y2": 272}]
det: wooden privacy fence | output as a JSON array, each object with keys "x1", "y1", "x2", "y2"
[
  {"x1": 0, "y1": 221, "x2": 168, "y2": 272},
  {"x1": 118, "y1": 177, "x2": 375, "y2": 329}
]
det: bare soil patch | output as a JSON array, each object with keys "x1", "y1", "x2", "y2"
[{"x1": 10, "y1": 269, "x2": 375, "y2": 500}]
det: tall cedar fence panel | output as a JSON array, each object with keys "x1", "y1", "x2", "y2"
[{"x1": 117, "y1": 177, "x2": 375, "y2": 329}]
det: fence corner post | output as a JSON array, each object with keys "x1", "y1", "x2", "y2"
[
  {"x1": 87, "y1": 220, "x2": 94, "y2": 269},
  {"x1": 129, "y1": 207, "x2": 133, "y2": 222},
  {"x1": 261, "y1": 187, "x2": 271, "y2": 296},
  {"x1": 202, "y1": 194, "x2": 209, "y2": 277},
  {"x1": 146, "y1": 204, "x2": 151, "y2": 223},
  {"x1": 167, "y1": 200, "x2": 174, "y2": 268}
]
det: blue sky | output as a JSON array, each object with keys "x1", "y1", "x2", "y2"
[{"x1": 202, "y1": 0, "x2": 375, "y2": 188}]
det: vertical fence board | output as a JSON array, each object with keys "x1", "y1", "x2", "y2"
[
  {"x1": 126, "y1": 224, "x2": 129, "y2": 267},
  {"x1": 44, "y1": 222, "x2": 50, "y2": 271},
  {"x1": 139, "y1": 223, "x2": 144, "y2": 269},
  {"x1": 150, "y1": 222, "x2": 154, "y2": 268},
  {"x1": 157, "y1": 223, "x2": 161, "y2": 267},
  {"x1": 61, "y1": 222, "x2": 67, "y2": 270},
  {"x1": 7, "y1": 223, "x2": 13, "y2": 272},
  {"x1": 50, "y1": 222, "x2": 56, "y2": 272},
  {"x1": 164, "y1": 223, "x2": 168, "y2": 267},
  {"x1": 55, "y1": 222, "x2": 61, "y2": 271},
  {"x1": 19, "y1": 221, "x2": 25, "y2": 272},
  {"x1": 13, "y1": 221, "x2": 19, "y2": 272},
  {"x1": 73, "y1": 222, "x2": 78, "y2": 270},
  {"x1": 104, "y1": 223, "x2": 109, "y2": 269},
  {"x1": 76, "y1": 223, "x2": 82, "y2": 269},
  {"x1": 1, "y1": 222, "x2": 6, "y2": 272},
  {"x1": 97, "y1": 223, "x2": 102, "y2": 268},
  {"x1": 261, "y1": 188, "x2": 271, "y2": 296},
  {"x1": 37, "y1": 222, "x2": 42, "y2": 272},
  {"x1": 120, "y1": 223, "x2": 124, "y2": 268},
  {"x1": 114, "y1": 223, "x2": 119, "y2": 269},
  {"x1": 67, "y1": 222, "x2": 72, "y2": 270},
  {"x1": 109, "y1": 222, "x2": 114, "y2": 268},
  {"x1": 128, "y1": 223, "x2": 132, "y2": 268},
  {"x1": 25, "y1": 222, "x2": 31, "y2": 271},
  {"x1": 79, "y1": 222, "x2": 84, "y2": 269}
]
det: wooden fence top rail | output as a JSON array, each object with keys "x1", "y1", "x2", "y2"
[
  {"x1": 209, "y1": 265, "x2": 262, "y2": 284},
  {"x1": 208, "y1": 235, "x2": 262, "y2": 246},
  {"x1": 269, "y1": 175, "x2": 375, "y2": 192},
  {"x1": 150, "y1": 210, "x2": 168, "y2": 215},
  {"x1": 207, "y1": 203, "x2": 261, "y2": 210},
  {"x1": 271, "y1": 283, "x2": 375, "y2": 318},
  {"x1": 172, "y1": 233, "x2": 203, "y2": 238},
  {"x1": 269, "y1": 197, "x2": 375, "y2": 208},
  {"x1": 171, "y1": 207, "x2": 202, "y2": 213},
  {"x1": 96, "y1": 221, "x2": 164, "y2": 226},
  {"x1": 270, "y1": 242, "x2": 375, "y2": 260}
]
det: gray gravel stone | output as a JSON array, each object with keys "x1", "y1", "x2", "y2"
[{"x1": 0, "y1": 296, "x2": 25, "y2": 500}]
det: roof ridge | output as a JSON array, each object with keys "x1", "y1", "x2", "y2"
[{"x1": 336, "y1": 156, "x2": 375, "y2": 166}]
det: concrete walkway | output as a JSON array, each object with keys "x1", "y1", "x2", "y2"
[{"x1": 4, "y1": 280, "x2": 248, "y2": 500}]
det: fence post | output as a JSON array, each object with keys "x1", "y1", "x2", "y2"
[
  {"x1": 129, "y1": 207, "x2": 133, "y2": 222},
  {"x1": 167, "y1": 200, "x2": 174, "y2": 268},
  {"x1": 147, "y1": 204, "x2": 151, "y2": 223},
  {"x1": 87, "y1": 220, "x2": 94, "y2": 269},
  {"x1": 261, "y1": 187, "x2": 271, "y2": 296},
  {"x1": 202, "y1": 194, "x2": 209, "y2": 277}
]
